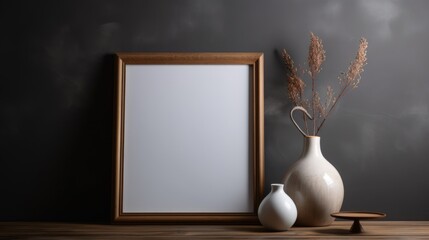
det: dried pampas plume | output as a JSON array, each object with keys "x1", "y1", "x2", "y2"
[
  {"x1": 281, "y1": 49, "x2": 305, "y2": 107},
  {"x1": 308, "y1": 32, "x2": 326, "y2": 78},
  {"x1": 342, "y1": 38, "x2": 368, "y2": 88}
]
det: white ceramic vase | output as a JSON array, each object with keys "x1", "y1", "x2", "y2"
[
  {"x1": 282, "y1": 106, "x2": 344, "y2": 226},
  {"x1": 258, "y1": 184, "x2": 297, "y2": 231}
]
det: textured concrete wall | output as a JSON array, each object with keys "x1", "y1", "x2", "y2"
[{"x1": 1, "y1": 0, "x2": 428, "y2": 221}]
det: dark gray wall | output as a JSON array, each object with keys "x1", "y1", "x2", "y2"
[{"x1": 1, "y1": 0, "x2": 428, "y2": 221}]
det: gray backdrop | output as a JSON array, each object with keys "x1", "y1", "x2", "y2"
[{"x1": 1, "y1": 0, "x2": 428, "y2": 221}]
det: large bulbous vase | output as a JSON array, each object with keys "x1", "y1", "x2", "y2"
[{"x1": 283, "y1": 106, "x2": 344, "y2": 226}]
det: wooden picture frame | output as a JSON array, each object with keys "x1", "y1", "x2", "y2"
[{"x1": 113, "y1": 52, "x2": 264, "y2": 223}]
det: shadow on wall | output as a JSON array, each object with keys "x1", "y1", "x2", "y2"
[
  {"x1": 56, "y1": 54, "x2": 116, "y2": 223},
  {"x1": 1, "y1": 54, "x2": 115, "y2": 223},
  {"x1": 52, "y1": 54, "x2": 115, "y2": 223}
]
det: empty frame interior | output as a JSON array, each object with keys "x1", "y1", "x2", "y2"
[{"x1": 113, "y1": 53, "x2": 264, "y2": 223}]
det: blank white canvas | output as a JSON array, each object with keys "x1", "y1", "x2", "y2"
[{"x1": 123, "y1": 64, "x2": 252, "y2": 213}]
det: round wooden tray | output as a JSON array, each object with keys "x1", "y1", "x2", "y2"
[{"x1": 331, "y1": 211, "x2": 386, "y2": 233}]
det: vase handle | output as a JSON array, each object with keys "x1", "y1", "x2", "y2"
[{"x1": 290, "y1": 106, "x2": 313, "y2": 137}]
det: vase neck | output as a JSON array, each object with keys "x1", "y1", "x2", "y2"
[
  {"x1": 271, "y1": 184, "x2": 284, "y2": 193},
  {"x1": 301, "y1": 136, "x2": 324, "y2": 159}
]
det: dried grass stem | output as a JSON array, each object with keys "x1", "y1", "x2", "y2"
[{"x1": 282, "y1": 33, "x2": 368, "y2": 135}]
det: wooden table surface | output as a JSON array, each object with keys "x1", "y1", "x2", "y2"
[{"x1": 1, "y1": 221, "x2": 429, "y2": 239}]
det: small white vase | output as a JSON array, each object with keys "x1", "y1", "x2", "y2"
[
  {"x1": 282, "y1": 136, "x2": 344, "y2": 226},
  {"x1": 258, "y1": 184, "x2": 297, "y2": 231}
]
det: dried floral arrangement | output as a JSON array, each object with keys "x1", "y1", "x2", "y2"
[{"x1": 281, "y1": 32, "x2": 368, "y2": 136}]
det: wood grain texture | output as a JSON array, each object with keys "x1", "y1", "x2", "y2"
[
  {"x1": 1, "y1": 222, "x2": 429, "y2": 239},
  {"x1": 116, "y1": 52, "x2": 263, "y2": 64}
]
